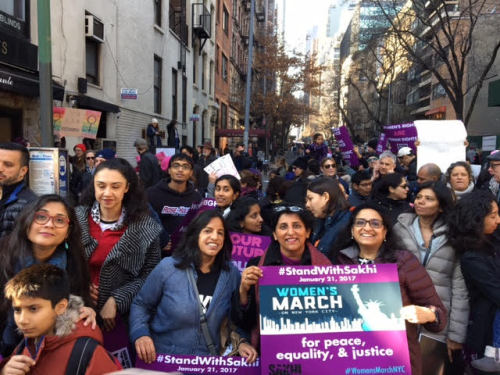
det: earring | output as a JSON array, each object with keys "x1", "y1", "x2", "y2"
[
  {"x1": 383, "y1": 237, "x2": 387, "y2": 242},
  {"x1": 64, "y1": 241, "x2": 69, "y2": 250}
]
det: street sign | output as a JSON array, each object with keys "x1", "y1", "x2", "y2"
[{"x1": 120, "y1": 88, "x2": 138, "y2": 100}]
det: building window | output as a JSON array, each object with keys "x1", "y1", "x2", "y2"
[
  {"x1": 210, "y1": 5, "x2": 215, "y2": 36},
  {"x1": 221, "y1": 103, "x2": 227, "y2": 129},
  {"x1": 85, "y1": 39, "x2": 100, "y2": 85},
  {"x1": 169, "y1": 0, "x2": 187, "y2": 45},
  {"x1": 202, "y1": 53, "x2": 207, "y2": 90},
  {"x1": 0, "y1": 0, "x2": 27, "y2": 36},
  {"x1": 215, "y1": 45, "x2": 219, "y2": 75},
  {"x1": 193, "y1": 44, "x2": 197, "y2": 84},
  {"x1": 172, "y1": 68, "x2": 178, "y2": 120},
  {"x1": 154, "y1": 0, "x2": 162, "y2": 26},
  {"x1": 223, "y1": 6, "x2": 229, "y2": 34},
  {"x1": 154, "y1": 55, "x2": 162, "y2": 114},
  {"x1": 209, "y1": 61, "x2": 214, "y2": 94},
  {"x1": 182, "y1": 75, "x2": 187, "y2": 123},
  {"x1": 222, "y1": 53, "x2": 228, "y2": 81}
]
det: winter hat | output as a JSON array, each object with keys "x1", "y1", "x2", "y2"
[
  {"x1": 134, "y1": 138, "x2": 148, "y2": 148},
  {"x1": 96, "y1": 148, "x2": 116, "y2": 160},
  {"x1": 292, "y1": 157, "x2": 308, "y2": 170},
  {"x1": 74, "y1": 143, "x2": 86, "y2": 152}
]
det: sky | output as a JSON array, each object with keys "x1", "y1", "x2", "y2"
[{"x1": 277, "y1": 0, "x2": 333, "y2": 53}]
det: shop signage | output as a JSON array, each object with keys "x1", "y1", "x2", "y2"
[{"x1": 0, "y1": 31, "x2": 37, "y2": 71}]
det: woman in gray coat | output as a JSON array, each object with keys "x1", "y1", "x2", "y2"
[{"x1": 393, "y1": 181, "x2": 469, "y2": 374}]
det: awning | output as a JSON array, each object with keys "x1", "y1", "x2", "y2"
[
  {"x1": 488, "y1": 79, "x2": 500, "y2": 107},
  {"x1": 76, "y1": 94, "x2": 120, "y2": 113},
  {"x1": 0, "y1": 64, "x2": 65, "y2": 101},
  {"x1": 215, "y1": 128, "x2": 270, "y2": 137},
  {"x1": 425, "y1": 106, "x2": 446, "y2": 116}
]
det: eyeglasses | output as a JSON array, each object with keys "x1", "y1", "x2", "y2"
[
  {"x1": 323, "y1": 164, "x2": 336, "y2": 169},
  {"x1": 354, "y1": 218, "x2": 383, "y2": 229},
  {"x1": 274, "y1": 206, "x2": 303, "y2": 213},
  {"x1": 34, "y1": 211, "x2": 70, "y2": 228},
  {"x1": 86, "y1": 156, "x2": 95, "y2": 160},
  {"x1": 359, "y1": 182, "x2": 372, "y2": 187},
  {"x1": 170, "y1": 162, "x2": 192, "y2": 170},
  {"x1": 490, "y1": 162, "x2": 500, "y2": 169}
]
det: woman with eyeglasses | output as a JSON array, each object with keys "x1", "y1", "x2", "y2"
[
  {"x1": 393, "y1": 181, "x2": 468, "y2": 373},
  {"x1": 76, "y1": 158, "x2": 162, "y2": 332},
  {"x1": 232, "y1": 205, "x2": 331, "y2": 350},
  {"x1": 130, "y1": 210, "x2": 258, "y2": 363},
  {"x1": 305, "y1": 177, "x2": 351, "y2": 255},
  {"x1": 445, "y1": 161, "x2": 475, "y2": 200},
  {"x1": 207, "y1": 174, "x2": 241, "y2": 218},
  {"x1": 369, "y1": 172, "x2": 411, "y2": 224},
  {"x1": 0, "y1": 194, "x2": 95, "y2": 356},
  {"x1": 329, "y1": 203, "x2": 447, "y2": 375}
]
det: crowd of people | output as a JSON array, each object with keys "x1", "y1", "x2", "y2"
[{"x1": 0, "y1": 132, "x2": 499, "y2": 375}]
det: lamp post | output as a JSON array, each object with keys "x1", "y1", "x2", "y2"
[{"x1": 243, "y1": 0, "x2": 255, "y2": 152}]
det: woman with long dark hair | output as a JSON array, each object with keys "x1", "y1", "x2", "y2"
[
  {"x1": 0, "y1": 194, "x2": 94, "y2": 355},
  {"x1": 77, "y1": 158, "x2": 162, "y2": 331},
  {"x1": 329, "y1": 203, "x2": 447, "y2": 375},
  {"x1": 393, "y1": 181, "x2": 468, "y2": 373},
  {"x1": 129, "y1": 210, "x2": 257, "y2": 363},
  {"x1": 305, "y1": 177, "x2": 351, "y2": 254},
  {"x1": 225, "y1": 196, "x2": 271, "y2": 235},
  {"x1": 447, "y1": 190, "x2": 500, "y2": 372},
  {"x1": 207, "y1": 174, "x2": 241, "y2": 217}
]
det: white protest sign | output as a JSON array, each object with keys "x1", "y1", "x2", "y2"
[
  {"x1": 414, "y1": 120, "x2": 467, "y2": 173},
  {"x1": 203, "y1": 154, "x2": 241, "y2": 179}
]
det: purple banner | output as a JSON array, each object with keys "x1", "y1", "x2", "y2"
[
  {"x1": 333, "y1": 127, "x2": 360, "y2": 167},
  {"x1": 376, "y1": 133, "x2": 387, "y2": 155},
  {"x1": 259, "y1": 264, "x2": 411, "y2": 375},
  {"x1": 103, "y1": 316, "x2": 133, "y2": 368},
  {"x1": 230, "y1": 232, "x2": 272, "y2": 273},
  {"x1": 383, "y1": 123, "x2": 417, "y2": 155},
  {"x1": 170, "y1": 198, "x2": 217, "y2": 250},
  {"x1": 136, "y1": 354, "x2": 260, "y2": 374}
]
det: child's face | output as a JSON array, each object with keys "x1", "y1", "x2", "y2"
[{"x1": 12, "y1": 296, "x2": 67, "y2": 338}]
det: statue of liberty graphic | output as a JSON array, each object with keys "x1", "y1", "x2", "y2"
[{"x1": 351, "y1": 284, "x2": 400, "y2": 331}]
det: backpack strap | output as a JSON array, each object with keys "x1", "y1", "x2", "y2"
[{"x1": 65, "y1": 337, "x2": 99, "y2": 375}]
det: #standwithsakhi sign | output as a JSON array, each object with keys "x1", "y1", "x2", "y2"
[
  {"x1": 53, "y1": 107, "x2": 102, "y2": 139},
  {"x1": 383, "y1": 123, "x2": 417, "y2": 155},
  {"x1": 259, "y1": 264, "x2": 411, "y2": 375},
  {"x1": 136, "y1": 354, "x2": 260, "y2": 374},
  {"x1": 332, "y1": 127, "x2": 360, "y2": 167},
  {"x1": 230, "y1": 232, "x2": 272, "y2": 272}
]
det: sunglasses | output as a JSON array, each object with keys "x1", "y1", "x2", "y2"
[
  {"x1": 323, "y1": 163, "x2": 336, "y2": 169},
  {"x1": 34, "y1": 211, "x2": 70, "y2": 228},
  {"x1": 274, "y1": 206, "x2": 303, "y2": 213},
  {"x1": 86, "y1": 156, "x2": 96, "y2": 160}
]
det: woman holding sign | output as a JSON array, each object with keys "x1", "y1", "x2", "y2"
[
  {"x1": 329, "y1": 203, "x2": 447, "y2": 375},
  {"x1": 234, "y1": 205, "x2": 331, "y2": 350},
  {"x1": 129, "y1": 210, "x2": 258, "y2": 363}
]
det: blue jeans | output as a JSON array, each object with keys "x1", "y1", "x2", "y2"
[{"x1": 494, "y1": 309, "x2": 500, "y2": 347}]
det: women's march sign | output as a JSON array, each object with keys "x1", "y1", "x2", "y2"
[
  {"x1": 259, "y1": 264, "x2": 411, "y2": 374},
  {"x1": 136, "y1": 355, "x2": 260, "y2": 374},
  {"x1": 230, "y1": 233, "x2": 272, "y2": 272},
  {"x1": 383, "y1": 123, "x2": 417, "y2": 155},
  {"x1": 332, "y1": 127, "x2": 360, "y2": 167}
]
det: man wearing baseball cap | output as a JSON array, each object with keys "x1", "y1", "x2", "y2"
[{"x1": 397, "y1": 146, "x2": 417, "y2": 182}]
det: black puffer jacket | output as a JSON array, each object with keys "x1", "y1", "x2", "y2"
[{"x1": 0, "y1": 182, "x2": 36, "y2": 239}]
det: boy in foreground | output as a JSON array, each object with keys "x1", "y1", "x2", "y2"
[{"x1": 0, "y1": 264, "x2": 122, "y2": 375}]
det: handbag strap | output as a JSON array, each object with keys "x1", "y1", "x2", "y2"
[{"x1": 187, "y1": 267, "x2": 218, "y2": 356}]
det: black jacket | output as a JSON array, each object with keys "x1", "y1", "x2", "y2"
[
  {"x1": 138, "y1": 151, "x2": 161, "y2": 189},
  {"x1": 0, "y1": 182, "x2": 36, "y2": 239},
  {"x1": 147, "y1": 179, "x2": 202, "y2": 236},
  {"x1": 460, "y1": 246, "x2": 500, "y2": 355}
]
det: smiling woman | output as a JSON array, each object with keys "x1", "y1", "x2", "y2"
[{"x1": 129, "y1": 210, "x2": 258, "y2": 363}]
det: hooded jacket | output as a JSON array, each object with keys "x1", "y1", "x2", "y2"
[
  {"x1": 0, "y1": 296, "x2": 121, "y2": 375},
  {"x1": 147, "y1": 179, "x2": 202, "y2": 236},
  {"x1": 393, "y1": 213, "x2": 469, "y2": 344}
]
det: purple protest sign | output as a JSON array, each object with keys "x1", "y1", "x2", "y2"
[
  {"x1": 230, "y1": 232, "x2": 272, "y2": 273},
  {"x1": 376, "y1": 133, "x2": 387, "y2": 155},
  {"x1": 136, "y1": 354, "x2": 260, "y2": 374},
  {"x1": 103, "y1": 316, "x2": 134, "y2": 368},
  {"x1": 259, "y1": 264, "x2": 411, "y2": 375},
  {"x1": 333, "y1": 126, "x2": 360, "y2": 167},
  {"x1": 170, "y1": 198, "x2": 217, "y2": 250},
  {"x1": 383, "y1": 123, "x2": 417, "y2": 155}
]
